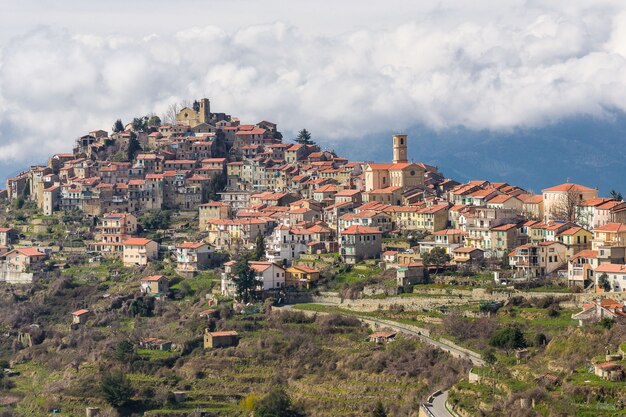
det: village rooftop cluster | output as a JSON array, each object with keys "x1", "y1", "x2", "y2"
[{"x1": 2, "y1": 98, "x2": 626, "y2": 323}]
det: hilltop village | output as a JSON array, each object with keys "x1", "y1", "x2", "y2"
[
  {"x1": 0, "y1": 99, "x2": 625, "y2": 416},
  {"x1": 4, "y1": 98, "x2": 626, "y2": 294}
]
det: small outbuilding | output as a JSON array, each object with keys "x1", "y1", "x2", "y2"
[
  {"x1": 594, "y1": 362, "x2": 624, "y2": 381},
  {"x1": 139, "y1": 337, "x2": 173, "y2": 351},
  {"x1": 367, "y1": 330, "x2": 397, "y2": 344},
  {"x1": 71, "y1": 309, "x2": 91, "y2": 325},
  {"x1": 140, "y1": 275, "x2": 168, "y2": 295},
  {"x1": 204, "y1": 330, "x2": 239, "y2": 349}
]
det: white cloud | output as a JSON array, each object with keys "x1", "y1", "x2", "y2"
[{"x1": 1, "y1": 1, "x2": 626, "y2": 167}]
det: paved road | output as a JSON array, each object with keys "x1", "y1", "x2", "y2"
[
  {"x1": 281, "y1": 305, "x2": 470, "y2": 417},
  {"x1": 423, "y1": 391, "x2": 455, "y2": 417},
  {"x1": 281, "y1": 303, "x2": 485, "y2": 366},
  {"x1": 343, "y1": 313, "x2": 486, "y2": 367}
]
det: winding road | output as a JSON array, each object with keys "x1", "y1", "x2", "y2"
[
  {"x1": 423, "y1": 391, "x2": 456, "y2": 417},
  {"x1": 280, "y1": 304, "x2": 481, "y2": 417}
]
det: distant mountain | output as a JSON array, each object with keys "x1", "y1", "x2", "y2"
[
  {"x1": 330, "y1": 115, "x2": 626, "y2": 196},
  {"x1": 2, "y1": 115, "x2": 624, "y2": 196}
]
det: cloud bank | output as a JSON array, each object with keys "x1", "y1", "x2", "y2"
[{"x1": 2, "y1": 1, "x2": 626, "y2": 168}]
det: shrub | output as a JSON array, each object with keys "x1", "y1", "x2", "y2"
[
  {"x1": 489, "y1": 327, "x2": 526, "y2": 353},
  {"x1": 101, "y1": 371, "x2": 133, "y2": 408},
  {"x1": 254, "y1": 387, "x2": 305, "y2": 417}
]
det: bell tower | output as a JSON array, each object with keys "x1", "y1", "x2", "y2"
[
  {"x1": 392, "y1": 134, "x2": 408, "y2": 164},
  {"x1": 199, "y1": 98, "x2": 211, "y2": 124}
]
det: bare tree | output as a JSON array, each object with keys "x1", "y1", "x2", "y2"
[
  {"x1": 162, "y1": 103, "x2": 180, "y2": 125},
  {"x1": 550, "y1": 188, "x2": 584, "y2": 223},
  {"x1": 162, "y1": 100, "x2": 194, "y2": 125}
]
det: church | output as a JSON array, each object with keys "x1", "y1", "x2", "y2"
[
  {"x1": 176, "y1": 98, "x2": 211, "y2": 127},
  {"x1": 364, "y1": 134, "x2": 425, "y2": 192}
]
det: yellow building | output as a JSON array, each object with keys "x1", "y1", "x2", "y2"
[
  {"x1": 199, "y1": 202, "x2": 231, "y2": 230},
  {"x1": 176, "y1": 98, "x2": 211, "y2": 127},
  {"x1": 557, "y1": 226, "x2": 592, "y2": 257},
  {"x1": 416, "y1": 204, "x2": 449, "y2": 233},
  {"x1": 364, "y1": 135, "x2": 425, "y2": 192},
  {"x1": 286, "y1": 265, "x2": 320, "y2": 288}
]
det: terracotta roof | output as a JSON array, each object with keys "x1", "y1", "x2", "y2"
[
  {"x1": 341, "y1": 225, "x2": 382, "y2": 235},
  {"x1": 141, "y1": 275, "x2": 164, "y2": 282},
  {"x1": 123, "y1": 238, "x2": 154, "y2": 246},
  {"x1": 570, "y1": 250, "x2": 598, "y2": 260},
  {"x1": 208, "y1": 331, "x2": 238, "y2": 337},
  {"x1": 176, "y1": 242, "x2": 207, "y2": 249},
  {"x1": 289, "y1": 265, "x2": 319, "y2": 274},
  {"x1": 491, "y1": 224, "x2": 518, "y2": 231},
  {"x1": 419, "y1": 204, "x2": 449, "y2": 214},
  {"x1": 454, "y1": 246, "x2": 483, "y2": 253},
  {"x1": 487, "y1": 194, "x2": 516, "y2": 204},
  {"x1": 249, "y1": 261, "x2": 277, "y2": 273},
  {"x1": 72, "y1": 309, "x2": 90, "y2": 316},
  {"x1": 558, "y1": 226, "x2": 587, "y2": 236},
  {"x1": 579, "y1": 197, "x2": 615, "y2": 207},
  {"x1": 543, "y1": 183, "x2": 596, "y2": 192},
  {"x1": 9, "y1": 248, "x2": 46, "y2": 257},
  {"x1": 595, "y1": 264, "x2": 626, "y2": 273},
  {"x1": 595, "y1": 362, "x2": 622, "y2": 370},
  {"x1": 594, "y1": 223, "x2": 626, "y2": 233}
]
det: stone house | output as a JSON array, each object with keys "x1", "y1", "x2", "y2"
[
  {"x1": 204, "y1": 330, "x2": 239, "y2": 349},
  {"x1": 340, "y1": 225, "x2": 382, "y2": 264},
  {"x1": 71, "y1": 309, "x2": 91, "y2": 325},
  {"x1": 139, "y1": 337, "x2": 172, "y2": 351},
  {"x1": 0, "y1": 228, "x2": 18, "y2": 246},
  {"x1": 571, "y1": 298, "x2": 626, "y2": 326},
  {"x1": 367, "y1": 331, "x2": 397, "y2": 344},
  {"x1": 140, "y1": 275, "x2": 168, "y2": 295},
  {"x1": 594, "y1": 362, "x2": 624, "y2": 381},
  {"x1": 397, "y1": 262, "x2": 427, "y2": 287}
]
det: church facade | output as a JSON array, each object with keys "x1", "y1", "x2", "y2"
[
  {"x1": 176, "y1": 98, "x2": 211, "y2": 127},
  {"x1": 364, "y1": 134, "x2": 425, "y2": 192}
]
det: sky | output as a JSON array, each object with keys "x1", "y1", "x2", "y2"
[{"x1": 1, "y1": 0, "x2": 626, "y2": 191}]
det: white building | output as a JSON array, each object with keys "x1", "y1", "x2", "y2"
[{"x1": 221, "y1": 260, "x2": 285, "y2": 296}]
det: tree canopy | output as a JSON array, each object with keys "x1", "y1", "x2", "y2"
[
  {"x1": 295, "y1": 129, "x2": 315, "y2": 145},
  {"x1": 255, "y1": 233, "x2": 265, "y2": 261},
  {"x1": 598, "y1": 272, "x2": 611, "y2": 292},
  {"x1": 112, "y1": 119, "x2": 124, "y2": 133},
  {"x1": 372, "y1": 401, "x2": 387, "y2": 417},
  {"x1": 489, "y1": 326, "x2": 526, "y2": 353},
  {"x1": 233, "y1": 254, "x2": 260, "y2": 303},
  {"x1": 127, "y1": 131, "x2": 141, "y2": 161},
  {"x1": 101, "y1": 371, "x2": 133, "y2": 408},
  {"x1": 422, "y1": 247, "x2": 452, "y2": 273},
  {"x1": 254, "y1": 387, "x2": 305, "y2": 417}
]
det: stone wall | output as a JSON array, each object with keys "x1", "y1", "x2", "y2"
[
  {"x1": 0, "y1": 270, "x2": 33, "y2": 284},
  {"x1": 285, "y1": 288, "x2": 626, "y2": 313}
]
